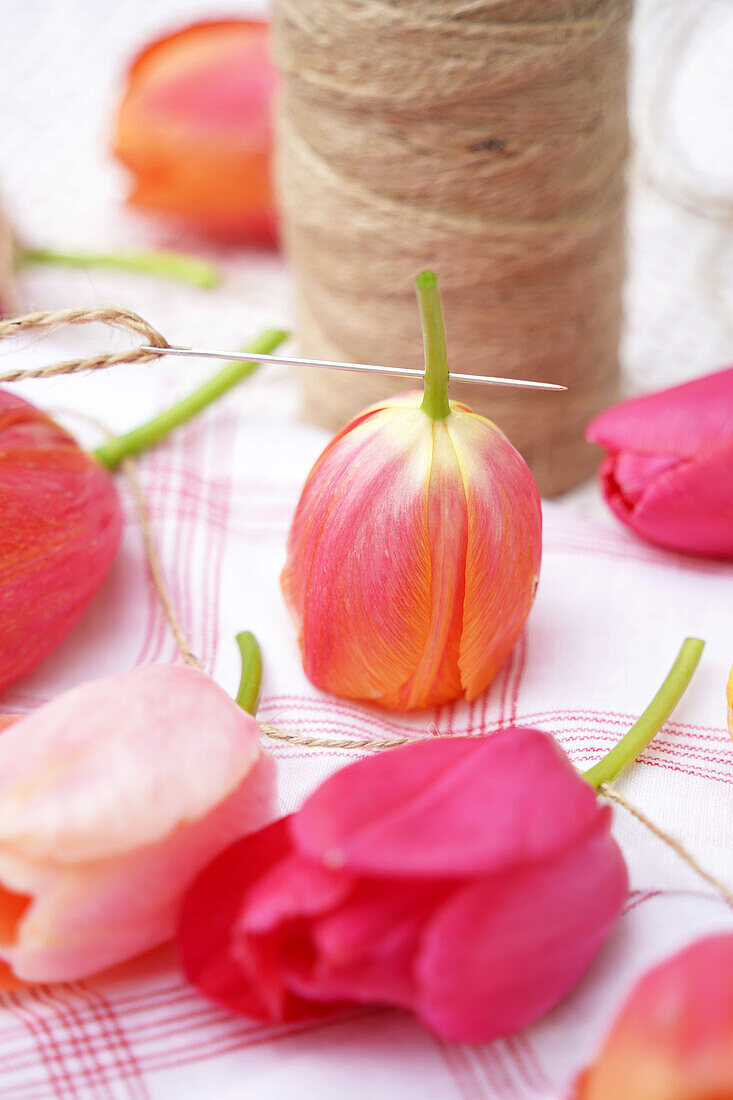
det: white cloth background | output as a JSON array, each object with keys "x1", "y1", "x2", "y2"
[{"x1": 1, "y1": 1, "x2": 733, "y2": 1097}]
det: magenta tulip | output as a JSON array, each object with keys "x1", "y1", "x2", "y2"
[
  {"x1": 179, "y1": 729, "x2": 628, "y2": 1041},
  {"x1": 587, "y1": 366, "x2": 733, "y2": 557}
]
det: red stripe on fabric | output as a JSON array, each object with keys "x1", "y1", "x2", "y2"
[
  {"x1": 3, "y1": 988, "x2": 78, "y2": 1100},
  {"x1": 68, "y1": 983, "x2": 150, "y2": 1100},
  {"x1": 33, "y1": 984, "x2": 115, "y2": 1100},
  {"x1": 509, "y1": 1034, "x2": 554, "y2": 1092},
  {"x1": 428, "y1": 1036, "x2": 488, "y2": 1100}
]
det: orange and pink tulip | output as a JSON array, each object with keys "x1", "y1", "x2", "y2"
[
  {"x1": 281, "y1": 271, "x2": 542, "y2": 711},
  {"x1": 0, "y1": 663, "x2": 275, "y2": 984},
  {"x1": 575, "y1": 932, "x2": 733, "y2": 1099},
  {"x1": 114, "y1": 19, "x2": 276, "y2": 244}
]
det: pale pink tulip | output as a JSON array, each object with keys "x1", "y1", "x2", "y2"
[{"x1": 0, "y1": 663, "x2": 275, "y2": 983}]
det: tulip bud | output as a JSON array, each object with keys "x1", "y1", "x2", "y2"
[
  {"x1": 113, "y1": 20, "x2": 276, "y2": 244},
  {"x1": 587, "y1": 366, "x2": 733, "y2": 557},
  {"x1": 575, "y1": 933, "x2": 733, "y2": 1099},
  {"x1": 282, "y1": 271, "x2": 542, "y2": 710},
  {"x1": 0, "y1": 329, "x2": 286, "y2": 693},
  {"x1": 0, "y1": 663, "x2": 276, "y2": 983}
]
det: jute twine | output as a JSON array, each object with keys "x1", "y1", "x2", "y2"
[
  {"x1": 0, "y1": 306, "x2": 170, "y2": 380},
  {"x1": 272, "y1": 0, "x2": 632, "y2": 497},
  {"x1": 2, "y1": 305, "x2": 732, "y2": 910}
]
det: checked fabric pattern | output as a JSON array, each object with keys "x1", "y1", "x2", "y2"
[
  {"x1": 1, "y1": 0, "x2": 732, "y2": 1093},
  {"x1": 0, "y1": 404, "x2": 731, "y2": 1100}
]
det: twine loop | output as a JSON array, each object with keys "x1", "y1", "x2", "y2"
[{"x1": 0, "y1": 305, "x2": 170, "y2": 382}]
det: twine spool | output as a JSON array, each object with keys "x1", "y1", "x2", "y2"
[{"x1": 272, "y1": 0, "x2": 632, "y2": 496}]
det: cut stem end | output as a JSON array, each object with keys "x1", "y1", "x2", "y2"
[{"x1": 416, "y1": 270, "x2": 451, "y2": 421}]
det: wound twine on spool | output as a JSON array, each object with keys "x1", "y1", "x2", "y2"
[
  {"x1": 273, "y1": 0, "x2": 632, "y2": 496},
  {"x1": 3, "y1": 305, "x2": 732, "y2": 909}
]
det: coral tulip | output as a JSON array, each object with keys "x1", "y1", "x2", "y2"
[
  {"x1": 575, "y1": 933, "x2": 733, "y2": 1099},
  {"x1": 0, "y1": 391, "x2": 122, "y2": 690},
  {"x1": 114, "y1": 20, "x2": 276, "y2": 244},
  {"x1": 281, "y1": 271, "x2": 542, "y2": 711},
  {"x1": 587, "y1": 366, "x2": 733, "y2": 557},
  {"x1": 179, "y1": 638, "x2": 702, "y2": 1040},
  {"x1": 0, "y1": 662, "x2": 275, "y2": 983},
  {"x1": 0, "y1": 329, "x2": 286, "y2": 694}
]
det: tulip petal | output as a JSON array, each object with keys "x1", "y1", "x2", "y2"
[
  {"x1": 0, "y1": 664, "x2": 263, "y2": 862},
  {"x1": 446, "y1": 409, "x2": 541, "y2": 698},
  {"x1": 399, "y1": 420, "x2": 467, "y2": 708},
  {"x1": 1, "y1": 754, "x2": 276, "y2": 983},
  {"x1": 601, "y1": 440, "x2": 733, "y2": 557},
  {"x1": 587, "y1": 366, "x2": 733, "y2": 458},
  {"x1": 295, "y1": 879, "x2": 447, "y2": 1008},
  {"x1": 292, "y1": 730, "x2": 602, "y2": 877},
  {"x1": 179, "y1": 818, "x2": 297, "y2": 1019},
  {"x1": 415, "y1": 819, "x2": 627, "y2": 1042},
  {"x1": 0, "y1": 392, "x2": 121, "y2": 692},
  {"x1": 282, "y1": 404, "x2": 438, "y2": 707}
]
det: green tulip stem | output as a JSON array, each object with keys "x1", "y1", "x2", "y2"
[
  {"x1": 584, "y1": 637, "x2": 705, "y2": 791},
  {"x1": 18, "y1": 247, "x2": 220, "y2": 290},
  {"x1": 235, "y1": 631, "x2": 263, "y2": 716},
  {"x1": 417, "y1": 270, "x2": 451, "y2": 421},
  {"x1": 93, "y1": 328, "x2": 288, "y2": 469}
]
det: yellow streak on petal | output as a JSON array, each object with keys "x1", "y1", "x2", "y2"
[{"x1": 399, "y1": 420, "x2": 467, "y2": 710}]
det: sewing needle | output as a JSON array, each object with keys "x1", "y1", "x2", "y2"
[{"x1": 138, "y1": 345, "x2": 566, "y2": 392}]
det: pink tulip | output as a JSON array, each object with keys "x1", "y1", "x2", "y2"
[
  {"x1": 282, "y1": 272, "x2": 542, "y2": 710},
  {"x1": 0, "y1": 663, "x2": 275, "y2": 983},
  {"x1": 587, "y1": 366, "x2": 733, "y2": 557},
  {"x1": 575, "y1": 933, "x2": 733, "y2": 1099},
  {"x1": 179, "y1": 728, "x2": 627, "y2": 1041},
  {"x1": 0, "y1": 329, "x2": 285, "y2": 695},
  {"x1": 0, "y1": 390, "x2": 122, "y2": 693}
]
